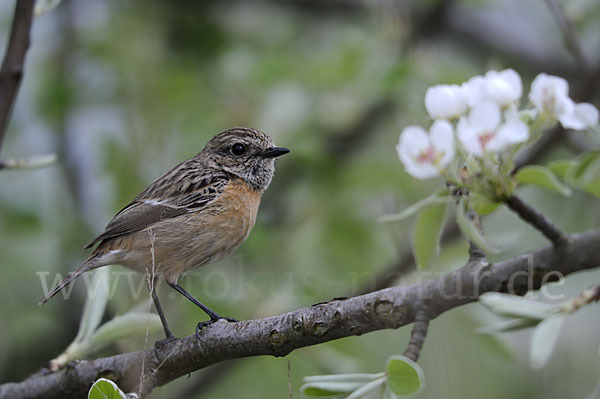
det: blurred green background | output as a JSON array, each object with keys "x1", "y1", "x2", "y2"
[{"x1": 1, "y1": 0, "x2": 599, "y2": 398}]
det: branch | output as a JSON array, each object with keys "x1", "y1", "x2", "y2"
[
  {"x1": 560, "y1": 285, "x2": 600, "y2": 313},
  {"x1": 505, "y1": 195, "x2": 568, "y2": 247},
  {"x1": 543, "y1": 0, "x2": 590, "y2": 71},
  {"x1": 2, "y1": 229, "x2": 600, "y2": 398},
  {"x1": 402, "y1": 311, "x2": 430, "y2": 362},
  {"x1": 467, "y1": 210, "x2": 487, "y2": 261},
  {"x1": 0, "y1": 0, "x2": 34, "y2": 154}
]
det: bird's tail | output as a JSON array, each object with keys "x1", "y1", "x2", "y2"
[{"x1": 38, "y1": 255, "x2": 103, "y2": 306}]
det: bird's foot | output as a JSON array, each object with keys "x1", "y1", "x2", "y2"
[
  {"x1": 153, "y1": 335, "x2": 177, "y2": 361},
  {"x1": 195, "y1": 316, "x2": 238, "y2": 338}
]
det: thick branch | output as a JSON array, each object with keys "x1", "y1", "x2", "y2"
[
  {"x1": 0, "y1": 0, "x2": 34, "y2": 153},
  {"x1": 505, "y1": 195, "x2": 568, "y2": 247},
  {"x1": 1, "y1": 229, "x2": 599, "y2": 398}
]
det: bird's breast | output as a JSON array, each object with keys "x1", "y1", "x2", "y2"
[
  {"x1": 205, "y1": 178, "x2": 262, "y2": 249},
  {"x1": 109, "y1": 178, "x2": 263, "y2": 283}
]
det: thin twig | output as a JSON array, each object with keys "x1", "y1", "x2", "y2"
[
  {"x1": 560, "y1": 285, "x2": 600, "y2": 313},
  {"x1": 505, "y1": 195, "x2": 568, "y2": 247},
  {"x1": 543, "y1": 0, "x2": 590, "y2": 71},
  {"x1": 402, "y1": 311, "x2": 430, "y2": 362},
  {"x1": 0, "y1": 0, "x2": 35, "y2": 153},
  {"x1": 467, "y1": 210, "x2": 486, "y2": 261}
]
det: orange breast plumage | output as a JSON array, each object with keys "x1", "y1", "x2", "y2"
[{"x1": 100, "y1": 178, "x2": 262, "y2": 283}]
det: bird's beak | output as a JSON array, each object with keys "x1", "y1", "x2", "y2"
[{"x1": 261, "y1": 147, "x2": 290, "y2": 158}]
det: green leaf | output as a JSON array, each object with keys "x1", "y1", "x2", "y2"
[
  {"x1": 87, "y1": 313, "x2": 162, "y2": 352},
  {"x1": 479, "y1": 293, "x2": 557, "y2": 320},
  {"x1": 75, "y1": 268, "x2": 110, "y2": 343},
  {"x1": 476, "y1": 317, "x2": 541, "y2": 334},
  {"x1": 567, "y1": 151, "x2": 600, "y2": 181},
  {"x1": 301, "y1": 381, "x2": 364, "y2": 397},
  {"x1": 546, "y1": 159, "x2": 575, "y2": 181},
  {"x1": 88, "y1": 378, "x2": 129, "y2": 399},
  {"x1": 530, "y1": 316, "x2": 564, "y2": 369},
  {"x1": 455, "y1": 199, "x2": 498, "y2": 254},
  {"x1": 515, "y1": 165, "x2": 572, "y2": 196},
  {"x1": 470, "y1": 192, "x2": 501, "y2": 216},
  {"x1": 567, "y1": 154, "x2": 600, "y2": 198},
  {"x1": 379, "y1": 190, "x2": 450, "y2": 223},
  {"x1": 345, "y1": 377, "x2": 385, "y2": 399},
  {"x1": 301, "y1": 373, "x2": 387, "y2": 397},
  {"x1": 565, "y1": 151, "x2": 600, "y2": 197},
  {"x1": 303, "y1": 374, "x2": 384, "y2": 383},
  {"x1": 412, "y1": 202, "x2": 447, "y2": 268},
  {"x1": 386, "y1": 355, "x2": 424, "y2": 396}
]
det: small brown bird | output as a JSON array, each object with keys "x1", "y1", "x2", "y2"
[{"x1": 40, "y1": 127, "x2": 289, "y2": 340}]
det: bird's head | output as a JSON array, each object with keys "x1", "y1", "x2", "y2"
[{"x1": 202, "y1": 127, "x2": 290, "y2": 191}]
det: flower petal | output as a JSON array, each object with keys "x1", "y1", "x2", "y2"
[
  {"x1": 397, "y1": 126, "x2": 440, "y2": 179},
  {"x1": 574, "y1": 103, "x2": 599, "y2": 128},
  {"x1": 503, "y1": 110, "x2": 530, "y2": 144},
  {"x1": 557, "y1": 98, "x2": 587, "y2": 130},
  {"x1": 399, "y1": 126, "x2": 429, "y2": 155},
  {"x1": 425, "y1": 84, "x2": 467, "y2": 119},
  {"x1": 462, "y1": 75, "x2": 485, "y2": 107},
  {"x1": 493, "y1": 117, "x2": 529, "y2": 151},
  {"x1": 469, "y1": 101, "x2": 501, "y2": 131},
  {"x1": 499, "y1": 69, "x2": 522, "y2": 96},
  {"x1": 484, "y1": 69, "x2": 522, "y2": 106},
  {"x1": 404, "y1": 162, "x2": 440, "y2": 179},
  {"x1": 457, "y1": 116, "x2": 483, "y2": 156},
  {"x1": 430, "y1": 119, "x2": 455, "y2": 167},
  {"x1": 529, "y1": 73, "x2": 570, "y2": 115}
]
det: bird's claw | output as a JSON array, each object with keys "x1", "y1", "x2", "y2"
[
  {"x1": 153, "y1": 335, "x2": 177, "y2": 361},
  {"x1": 195, "y1": 316, "x2": 238, "y2": 338}
]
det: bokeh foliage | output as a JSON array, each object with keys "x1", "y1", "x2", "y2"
[{"x1": 1, "y1": 0, "x2": 599, "y2": 398}]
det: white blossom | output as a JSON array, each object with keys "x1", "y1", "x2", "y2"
[
  {"x1": 425, "y1": 84, "x2": 467, "y2": 120},
  {"x1": 462, "y1": 75, "x2": 486, "y2": 107},
  {"x1": 529, "y1": 73, "x2": 599, "y2": 130},
  {"x1": 457, "y1": 101, "x2": 528, "y2": 156},
  {"x1": 483, "y1": 69, "x2": 522, "y2": 107},
  {"x1": 499, "y1": 107, "x2": 530, "y2": 145},
  {"x1": 462, "y1": 69, "x2": 522, "y2": 108},
  {"x1": 397, "y1": 120, "x2": 455, "y2": 179},
  {"x1": 572, "y1": 103, "x2": 599, "y2": 128}
]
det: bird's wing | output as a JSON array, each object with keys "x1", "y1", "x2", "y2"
[{"x1": 84, "y1": 171, "x2": 230, "y2": 249}]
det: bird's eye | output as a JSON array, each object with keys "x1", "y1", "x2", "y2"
[{"x1": 230, "y1": 143, "x2": 247, "y2": 156}]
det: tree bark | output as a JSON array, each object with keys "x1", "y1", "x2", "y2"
[
  {"x1": 0, "y1": 0, "x2": 34, "y2": 154},
  {"x1": 1, "y1": 229, "x2": 599, "y2": 398}
]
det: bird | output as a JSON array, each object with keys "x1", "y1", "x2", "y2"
[{"x1": 39, "y1": 127, "x2": 290, "y2": 341}]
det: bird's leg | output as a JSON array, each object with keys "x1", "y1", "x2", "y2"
[
  {"x1": 149, "y1": 279, "x2": 177, "y2": 360},
  {"x1": 166, "y1": 282, "x2": 237, "y2": 337},
  {"x1": 151, "y1": 286, "x2": 176, "y2": 341}
]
